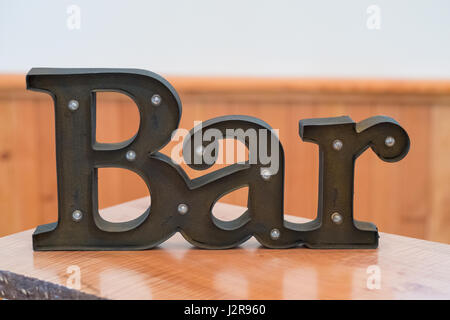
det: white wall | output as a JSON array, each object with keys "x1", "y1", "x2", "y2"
[{"x1": 1, "y1": 0, "x2": 449, "y2": 78}]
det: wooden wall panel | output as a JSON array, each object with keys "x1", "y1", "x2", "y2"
[
  {"x1": 0, "y1": 75, "x2": 449, "y2": 244},
  {"x1": 430, "y1": 104, "x2": 450, "y2": 242}
]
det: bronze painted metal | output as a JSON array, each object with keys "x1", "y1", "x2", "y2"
[{"x1": 26, "y1": 68, "x2": 410, "y2": 251}]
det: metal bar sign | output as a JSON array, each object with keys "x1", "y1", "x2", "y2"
[{"x1": 26, "y1": 68, "x2": 410, "y2": 251}]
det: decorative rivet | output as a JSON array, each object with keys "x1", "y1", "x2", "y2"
[
  {"x1": 126, "y1": 150, "x2": 136, "y2": 161},
  {"x1": 178, "y1": 203, "x2": 189, "y2": 215},
  {"x1": 261, "y1": 168, "x2": 271, "y2": 181},
  {"x1": 332, "y1": 139, "x2": 343, "y2": 151},
  {"x1": 151, "y1": 94, "x2": 162, "y2": 106},
  {"x1": 385, "y1": 136, "x2": 395, "y2": 147},
  {"x1": 72, "y1": 210, "x2": 83, "y2": 222},
  {"x1": 270, "y1": 228, "x2": 280, "y2": 240},
  {"x1": 331, "y1": 212, "x2": 343, "y2": 225},
  {"x1": 68, "y1": 100, "x2": 79, "y2": 111}
]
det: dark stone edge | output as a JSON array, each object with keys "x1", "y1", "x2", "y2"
[{"x1": 0, "y1": 269, "x2": 104, "y2": 300}]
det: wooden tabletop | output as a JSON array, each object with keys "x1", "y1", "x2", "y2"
[{"x1": 0, "y1": 197, "x2": 449, "y2": 300}]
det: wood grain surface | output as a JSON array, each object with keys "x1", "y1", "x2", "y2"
[
  {"x1": 1, "y1": 75, "x2": 450, "y2": 245},
  {"x1": 0, "y1": 198, "x2": 449, "y2": 300}
]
